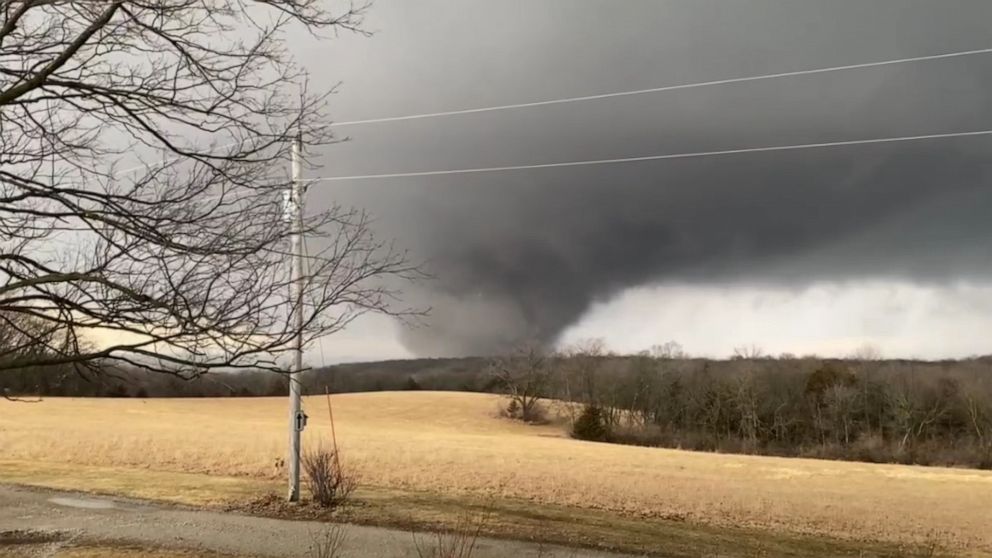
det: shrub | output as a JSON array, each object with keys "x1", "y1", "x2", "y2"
[
  {"x1": 302, "y1": 447, "x2": 355, "y2": 508},
  {"x1": 503, "y1": 399, "x2": 520, "y2": 418},
  {"x1": 850, "y1": 433, "x2": 889, "y2": 464},
  {"x1": 413, "y1": 511, "x2": 488, "y2": 558},
  {"x1": 525, "y1": 401, "x2": 548, "y2": 423},
  {"x1": 572, "y1": 405, "x2": 610, "y2": 442},
  {"x1": 306, "y1": 524, "x2": 348, "y2": 558}
]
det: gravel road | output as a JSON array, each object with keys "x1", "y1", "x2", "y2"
[{"x1": 0, "y1": 485, "x2": 639, "y2": 557}]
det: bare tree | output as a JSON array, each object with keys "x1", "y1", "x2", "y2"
[
  {"x1": 490, "y1": 344, "x2": 554, "y2": 423},
  {"x1": 849, "y1": 343, "x2": 883, "y2": 362},
  {"x1": 0, "y1": 312, "x2": 69, "y2": 399},
  {"x1": 731, "y1": 344, "x2": 765, "y2": 360},
  {"x1": 850, "y1": 343, "x2": 882, "y2": 435},
  {"x1": 650, "y1": 340, "x2": 685, "y2": 360},
  {"x1": 558, "y1": 338, "x2": 606, "y2": 406},
  {"x1": 823, "y1": 384, "x2": 859, "y2": 445},
  {"x1": 734, "y1": 372, "x2": 761, "y2": 447},
  {"x1": 1, "y1": 1, "x2": 419, "y2": 379},
  {"x1": 306, "y1": 524, "x2": 349, "y2": 558}
]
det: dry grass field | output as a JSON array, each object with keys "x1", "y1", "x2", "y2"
[{"x1": 2, "y1": 392, "x2": 991, "y2": 555}]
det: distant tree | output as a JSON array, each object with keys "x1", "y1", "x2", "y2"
[
  {"x1": 823, "y1": 384, "x2": 860, "y2": 444},
  {"x1": 265, "y1": 375, "x2": 288, "y2": 397},
  {"x1": 0, "y1": 313, "x2": 69, "y2": 399},
  {"x1": 849, "y1": 343, "x2": 883, "y2": 361},
  {"x1": 405, "y1": 376, "x2": 422, "y2": 391},
  {"x1": 650, "y1": 341, "x2": 686, "y2": 360},
  {"x1": 559, "y1": 338, "x2": 606, "y2": 407},
  {"x1": 572, "y1": 405, "x2": 610, "y2": 442},
  {"x1": 845, "y1": 344, "x2": 883, "y2": 433},
  {"x1": 732, "y1": 345, "x2": 765, "y2": 360},
  {"x1": 805, "y1": 364, "x2": 857, "y2": 403},
  {"x1": 490, "y1": 344, "x2": 554, "y2": 423}
]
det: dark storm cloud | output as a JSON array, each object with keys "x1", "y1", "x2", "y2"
[{"x1": 301, "y1": 0, "x2": 992, "y2": 355}]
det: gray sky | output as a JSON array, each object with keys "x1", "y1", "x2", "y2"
[{"x1": 290, "y1": 0, "x2": 992, "y2": 361}]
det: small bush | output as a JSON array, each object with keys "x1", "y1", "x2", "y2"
[
  {"x1": 503, "y1": 399, "x2": 520, "y2": 418},
  {"x1": 413, "y1": 511, "x2": 488, "y2": 558},
  {"x1": 522, "y1": 401, "x2": 548, "y2": 423},
  {"x1": 572, "y1": 405, "x2": 610, "y2": 442},
  {"x1": 306, "y1": 524, "x2": 348, "y2": 558},
  {"x1": 497, "y1": 398, "x2": 548, "y2": 423},
  {"x1": 850, "y1": 433, "x2": 889, "y2": 464},
  {"x1": 302, "y1": 447, "x2": 355, "y2": 509}
]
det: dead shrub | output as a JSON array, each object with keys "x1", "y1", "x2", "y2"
[
  {"x1": 499, "y1": 398, "x2": 548, "y2": 424},
  {"x1": 500, "y1": 398, "x2": 521, "y2": 419},
  {"x1": 850, "y1": 433, "x2": 889, "y2": 464},
  {"x1": 302, "y1": 447, "x2": 355, "y2": 509},
  {"x1": 306, "y1": 523, "x2": 348, "y2": 558},
  {"x1": 520, "y1": 400, "x2": 548, "y2": 423},
  {"x1": 412, "y1": 511, "x2": 488, "y2": 558}
]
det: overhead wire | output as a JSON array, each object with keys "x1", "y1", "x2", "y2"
[
  {"x1": 332, "y1": 47, "x2": 992, "y2": 127},
  {"x1": 306, "y1": 128, "x2": 992, "y2": 182},
  {"x1": 111, "y1": 46, "x2": 992, "y2": 177}
]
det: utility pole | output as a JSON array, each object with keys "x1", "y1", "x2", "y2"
[{"x1": 287, "y1": 133, "x2": 305, "y2": 502}]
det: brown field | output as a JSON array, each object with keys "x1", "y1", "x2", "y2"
[{"x1": 2, "y1": 392, "x2": 991, "y2": 555}]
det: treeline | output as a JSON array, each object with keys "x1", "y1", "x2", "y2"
[
  {"x1": 552, "y1": 353, "x2": 992, "y2": 469},
  {"x1": 0, "y1": 357, "x2": 491, "y2": 398},
  {"x1": 5, "y1": 347, "x2": 992, "y2": 469}
]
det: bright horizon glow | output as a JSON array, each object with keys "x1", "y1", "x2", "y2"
[
  {"x1": 88, "y1": 280, "x2": 992, "y2": 363},
  {"x1": 557, "y1": 280, "x2": 992, "y2": 360}
]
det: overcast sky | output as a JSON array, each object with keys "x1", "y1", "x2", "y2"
[{"x1": 286, "y1": 0, "x2": 992, "y2": 362}]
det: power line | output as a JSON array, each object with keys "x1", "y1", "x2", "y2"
[
  {"x1": 333, "y1": 47, "x2": 992, "y2": 127},
  {"x1": 109, "y1": 47, "x2": 992, "y2": 176},
  {"x1": 308, "y1": 128, "x2": 992, "y2": 182}
]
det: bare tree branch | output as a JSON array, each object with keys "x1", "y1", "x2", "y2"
[{"x1": 1, "y1": 1, "x2": 422, "y2": 382}]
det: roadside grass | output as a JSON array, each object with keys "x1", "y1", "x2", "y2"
[
  {"x1": 0, "y1": 460, "x2": 273, "y2": 507},
  {"x1": 341, "y1": 487, "x2": 933, "y2": 557},
  {"x1": 0, "y1": 529, "x2": 240, "y2": 558},
  {"x1": 0, "y1": 460, "x2": 940, "y2": 558},
  {"x1": 58, "y1": 543, "x2": 239, "y2": 558}
]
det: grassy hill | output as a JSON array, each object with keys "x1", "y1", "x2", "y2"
[{"x1": 2, "y1": 391, "x2": 991, "y2": 556}]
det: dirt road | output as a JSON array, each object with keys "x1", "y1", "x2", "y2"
[{"x1": 0, "y1": 485, "x2": 636, "y2": 557}]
